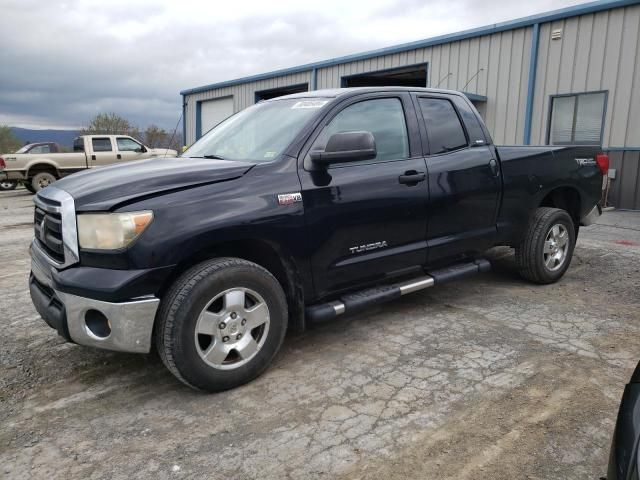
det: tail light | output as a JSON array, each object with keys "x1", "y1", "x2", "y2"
[
  {"x1": 0, "y1": 157, "x2": 5, "y2": 170},
  {"x1": 596, "y1": 154, "x2": 609, "y2": 176}
]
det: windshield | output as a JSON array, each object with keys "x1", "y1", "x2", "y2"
[
  {"x1": 16, "y1": 144, "x2": 34, "y2": 153},
  {"x1": 184, "y1": 98, "x2": 330, "y2": 162}
]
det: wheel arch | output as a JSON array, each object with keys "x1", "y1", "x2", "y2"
[
  {"x1": 158, "y1": 238, "x2": 306, "y2": 332},
  {"x1": 26, "y1": 161, "x2": 59, "y2": 179},
  {"x1": 537, "y1": 185, "x2": 582, "y2": 227}
]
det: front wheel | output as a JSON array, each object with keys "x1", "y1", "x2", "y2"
[
  {"x1": 155, "y1": 257, "x2": 288, "y2": 392},
  {"x1": 515, "y1": 207, "x2": 576, "y2": 284}
]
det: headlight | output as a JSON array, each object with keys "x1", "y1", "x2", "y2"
[{"x1": 77, "y1": 211, "x2": 153, "y2": 250}]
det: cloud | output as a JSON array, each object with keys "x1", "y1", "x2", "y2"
[{"x1": 0, "y1": 0, "x2": 583, "y2": 130}]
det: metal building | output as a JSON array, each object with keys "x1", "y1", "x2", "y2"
[{"x1": 181, "y1": 0, "x2": 640, "y2": 209}]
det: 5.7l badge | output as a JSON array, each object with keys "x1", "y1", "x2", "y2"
[{"x1": 277, "y1": 192, "x2": 303, "y2": 205}]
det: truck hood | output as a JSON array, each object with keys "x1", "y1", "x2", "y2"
[{"x1": 53, "y1": 157, "x2": 255, "y2": 211}]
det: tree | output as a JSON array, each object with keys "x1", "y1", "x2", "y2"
[
  {"x1": 0, "y1": 125, "x2": 22, "y2": 153},
  {"x1": 144, "y1": 124, "x2": 169, "y2": 148},
  {"x1": 144, "y1": 124, "x2": 183, "y2": 152},
  {"x1": 81, "y1": 113, "x2": 140, "y2": 139}
]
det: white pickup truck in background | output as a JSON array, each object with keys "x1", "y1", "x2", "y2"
[{"x1": 0, "y1": 135, "x2": 178, "y2": 193}]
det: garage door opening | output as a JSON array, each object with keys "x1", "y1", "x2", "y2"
[
  {"x1": 341, "y1": 64, "x2": 428, "y2": 88},
  {"x1": 255, "y1": 83, "x2": 309, "y2": 102}
]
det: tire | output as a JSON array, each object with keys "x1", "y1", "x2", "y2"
[
  {"x1": 155, "y1": 257, "x2": 288, "y2": 392},
  {"x1": 515, "y1": 207, "x2": 576, "y2": 284},
  {"x1": 24, "y1": 182, "x2": 36, "y2": 194},
  {"x1": 31, "y1": 172, "x2": 57, "y2": 192},
  {"x1": 0, "y1": 180, "x2": 17, "y2": 191}
]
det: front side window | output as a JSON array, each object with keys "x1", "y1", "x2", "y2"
[
  {"x1": 185, "y1": 98, "x2": 329, "y2": 162},
  {"x1": 549, "y1": 92, "x2": 606, "y2": 145},
  {"x1": 311, "y1": 98, "x2": 409, "y2": 163},
  {"x1": 417, "y1": 97, "x2": 468, "y2": 154},
  {"x1": 117, "y1": 137, "x2": 142, "y2": 152},
  {"x1": 92, "y1": 138, "x2": 113, "y2": 152},
  {"x1": 73, "y1": 138, "x2": 85, "y2": 152}
]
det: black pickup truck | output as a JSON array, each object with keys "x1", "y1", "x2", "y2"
[{"x1": 29, "y1": 87, "x2": 607, "y2": 391}]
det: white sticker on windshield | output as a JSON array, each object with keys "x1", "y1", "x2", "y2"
[{"x1": 291, "y1": 100, "x2": 328, "y2": 109}]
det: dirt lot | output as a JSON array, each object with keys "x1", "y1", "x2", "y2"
[{"x1": 1, "y1": 187, "x2": 639, "y2": 479}]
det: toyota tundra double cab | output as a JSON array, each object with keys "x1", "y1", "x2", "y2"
[{"x1": 28, "y1": 87, "x2": 606, "y2": 391}]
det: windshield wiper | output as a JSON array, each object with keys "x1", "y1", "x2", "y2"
[{"x1": 201, "y1": 154, "x2": 226, "y2": 160}]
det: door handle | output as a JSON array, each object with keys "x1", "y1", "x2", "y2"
[
  {"x1": 489, "y1": 158, "x2": 499, "y2": 176},
  {"x1": 117, "y1": 154, "x2": 122, "y2": 160},
  {"x1": 399, "y1": 171, "x2": 426, "y2": 185},
  {"x1": 91, "y1": 154, "x2": 96, "y2": 161}
]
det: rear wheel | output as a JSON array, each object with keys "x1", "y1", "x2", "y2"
[
  {"x1": 24, "y1": 182, "x2": 36, "y2": 194},
  {"x1": 31, "y1": 172, "x2": 57, "y2": 192},
  {"x1": 155, "y1": 257, "x2": 288, "y2": 392},
  {"x1": 515, "y1": 207, "x2": 576, "y2": 284}
]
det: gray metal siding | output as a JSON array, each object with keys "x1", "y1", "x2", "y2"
[
  {"x1": 609, "y1": 151, "x2": 640, "y2": 209},
  {"x1": 314, "y1": 28, "x2": 532, "y2": 145},
  {"x1": 530, "y1": 4, "x2": 640, "y2": 148}
]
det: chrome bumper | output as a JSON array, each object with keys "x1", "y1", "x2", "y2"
[
  {"x1": 580, "y1": 204, "x2": 602, "y2": 226},
  {"x1": 58, "y1": 291, "x2": 160, "y2": 353},
  {"x1": 30, "y1": 240, "x2": 160, "y2": 353}
]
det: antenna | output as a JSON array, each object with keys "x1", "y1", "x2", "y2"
[
  {"x1": 462, "y1": 68, "x2": 485, "y2": 91},
  {"x1": 165, "y1": 107, "x2": 184, "y2": 157},
  {"x1": 435, "y1": 73, "x2": 452, "y2": 88}
]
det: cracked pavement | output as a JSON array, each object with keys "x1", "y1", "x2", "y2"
[{"x1": 1, "y1": 188, "x2": 639, "y2": 479}]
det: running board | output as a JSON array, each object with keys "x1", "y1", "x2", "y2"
[{"x1": 306, "y1": 259, "x2": 490, "y2": 323}]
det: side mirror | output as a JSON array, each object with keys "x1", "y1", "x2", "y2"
[
  {"x1": 310, "y1": 131, "x2": 376, "y2": 166},
  {"x1": 136, "y1": 146, "x2": 147, "y2": 153}
]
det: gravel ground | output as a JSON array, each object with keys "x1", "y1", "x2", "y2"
[{"x1": 1, "y1": 188, "x2": 639, "y2": 479}]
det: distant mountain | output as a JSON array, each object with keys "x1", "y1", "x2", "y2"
[{"x1": 10, "y1": 127, "x2": 79, "y2": 148}]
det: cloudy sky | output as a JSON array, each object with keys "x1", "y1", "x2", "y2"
[{"x1": 1, "y1": 0, "x2": 585, "y2": 131}]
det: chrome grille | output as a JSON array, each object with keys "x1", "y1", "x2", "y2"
[
  {"x1": 32, "y1": 187, "x2": 79, "y2": 268},
  {"x1": 34, "y1": 205, "x2": 65, "y2": 263}
]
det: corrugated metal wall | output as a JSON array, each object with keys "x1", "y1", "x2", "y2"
[
  {"x1": 530, "y1": 4, "x2": 640, "y2": 148},
  {"x1": 609, "y1": 151, "x2": 640, "y2": 209},
  {"x1": 315, "y1": 27, "x2": 533, "y2": 145}
]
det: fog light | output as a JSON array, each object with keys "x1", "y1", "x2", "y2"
[{"x1": 85, "y1": 309, "x2": 111, "y2": 339}]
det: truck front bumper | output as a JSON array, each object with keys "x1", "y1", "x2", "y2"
[{"x1": 29, "y1": 242, "x2": 160, "y2": 353}]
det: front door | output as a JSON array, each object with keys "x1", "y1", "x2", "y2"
[
  {"x1": 299, "y1": 94, "x2": 429, "y2": 299},
  {"x1": 115, "y1": 137, "x2": 146, "y2": 163}
]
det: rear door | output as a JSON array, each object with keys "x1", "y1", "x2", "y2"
[
  {"x1": 299, "y1": 93, "x2": 429, "y2": 298},
  {"x1": 89, "y1": 137, "x2": 118, "y2": 167},
  {"x1": 412, "y1": 93, "x2": 500, "y2": 263}
]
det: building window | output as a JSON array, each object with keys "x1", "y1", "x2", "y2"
[{"x1": 548, "y1": 92, "x2": 606, "y2": 145}]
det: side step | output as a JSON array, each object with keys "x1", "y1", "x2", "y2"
[{"x1": 306, "y1": 259, "x2": 490, "y2": 323}]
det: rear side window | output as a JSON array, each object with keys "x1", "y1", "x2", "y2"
[
  {"x1": 29, "y1": 145, "x2": 51, "y2": 154},
  {"x1": 92, "y1": 138, "x2": 113, "y2": 152},
  {"x1": 418, "y1": 98, "x2": 468, "y2": 154},
  {"x1": 73, "y1": 138, "x2": 85, "y2": 152},
  {"x1": 312, "y1": 98, "x2": 409, "y2": 163}
]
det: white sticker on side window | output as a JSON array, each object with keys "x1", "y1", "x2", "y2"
[{"x1": 291, "y1": 100, "x2": 328, "y2": 109}]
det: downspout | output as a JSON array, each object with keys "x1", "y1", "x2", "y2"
[
  {"x1": 523, "y1": 23, "x2": 540, "y2": 145},
  {"x1": 181, "y1": 94, "x2": 187, "y2": 149},
  {"x1": 311, "y1": 67, "x2": 318, "y2": 91}
]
